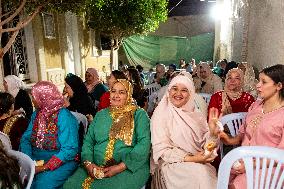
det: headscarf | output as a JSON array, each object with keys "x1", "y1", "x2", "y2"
[
  {"x1": 4, "y1": 75, "x2": 24, "y2": 98},
  {"x1": 31, "y1": 81, "x2": 64, "y2": 149},
  {"x1": 85, "y1": 68, "x2": 100, "y2": 92},
  {"x1": 221, "y1": 68, "x2": 244, "y2": 115},
  {"x1": 105, "y1": 79, "x2": 138, "y2": 165},
  {"x1": 196, "y1": 63, "x2": 213, "y2": 82},
  {"x1": 151, "y1": 75, "x2": 209, "y2": 163},
  {"x1": 65, "y1": 73, "x2": 88, "y2": 96},
  {"x1": 239, "y1": 62, "x2": 257, "y2": 94}
]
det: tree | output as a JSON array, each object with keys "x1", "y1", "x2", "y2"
[
  {"x1": 0, "y1": 0, "x2": 84, "y2": 89},
  {"x1": 86, "y1": 0, "x2": 168, "y2": 69}
]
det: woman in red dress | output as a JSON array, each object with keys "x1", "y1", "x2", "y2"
[{"x1": 208, "y1": 68, "x2": 255, "y2": 117}]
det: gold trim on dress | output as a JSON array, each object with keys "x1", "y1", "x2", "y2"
[{"x1": 3, "y1": 115, "x2": 22, "y2": 136}]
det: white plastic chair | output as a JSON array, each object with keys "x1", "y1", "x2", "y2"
[
  {"x1": 145, "y1": 83, "x2": 161, "y2": 101},
  {"x1": 198, "y1": 93, "x2": 212, "y2": 105},
  {"x1": 71, "y1": 111, "x2": 88, "y2": 134},
  {"x1": 219, "y1": 112, "x2": 247, "y2": 159},
  {"x1": 0, "y1": 131, "x2": 12, "y2": 150},
  {"x1": 217, "y1": 146, "x2": 284, "y2": 189},
  {"x1": 8, "y1": 150, "x2": 35, "y2": 189}
]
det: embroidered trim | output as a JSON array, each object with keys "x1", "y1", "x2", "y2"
[
  {"x1": 45, "y1": 156, "x2": 63, "y2": 170},
  {"x1": 3, "y1": 115, "x2": 22, "y2": 136}
]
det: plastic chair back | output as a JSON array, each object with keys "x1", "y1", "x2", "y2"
[
  {"x1": 198, "y1": 93, "x2": 212, "y2": 105},
  {"x1": 220, "y1": 112, "x2": 247, "y2": 137},
  {"x1": 145, "y1": 83, "x2": 161, "y2": 101},
  {"x1": 0, "y1": 131, "x2": 12, "y2": 150},
  {"x1": 219, "y1": 112, "x2": 247, "y2": 159},
  {"x1": 8, "y1": 150, "x2": 35, "y2": 189},
  {"x1": 217, "y1": 146, "x2": 284, "y2": 189}
]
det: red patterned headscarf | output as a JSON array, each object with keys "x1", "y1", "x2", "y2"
[{"x1": 31, "y1": 81, "x2": 64, "y2": 148}]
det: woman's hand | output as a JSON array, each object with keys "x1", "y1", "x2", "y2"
[
  {"x1": 208, "y1": 108, "x2": 222, "y2": 137},
  {"x1": 85, "y1": 163, "x2": 101, "y2": 178},
  {"x1": 233, "y1": 161, "x2": 245, "y2": 174},
  {"x1": 103, "y1": 162, "x2": 127, "y2": 178},
  {"x1": 219, "y1": 131, "x2": 242, "y2": 145},
  {"x1": 35, "y1": 165, "x2": 48, "y2": 174},
  {"x1": 184, "y1": 151, "x2": 216, "y2": 164}
]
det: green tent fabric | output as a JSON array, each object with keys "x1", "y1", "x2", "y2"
[{"x1": 122, "y1": 33, "x2": 214, "y2": 69}]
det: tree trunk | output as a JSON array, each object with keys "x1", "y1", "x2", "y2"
[
  {"x1": 110, "y1": 38, "x2": 119, "y2": 71},
  {"x1": 0, "y1": 59, "x2": 4, "y2": 91}
]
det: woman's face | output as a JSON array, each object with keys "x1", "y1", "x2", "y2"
[
  {"x1": 85, "y1": 72, "x2": 95, "y2": 85},
  {"x1": 256, "y1": 73, "x2": 282, "y2": 100},
  {"x1": 199, "y1": 67, "x2": 208, "y2": 79},
  {"x1": 3, "y1": 81, "x2": 8, "y2": 91},
  {"x1": 63, "y1": 83, "x2": 74, "y2": 98},
  {"x1": 110, "y1": 82, "x2": 128, "y2": 107},
  {"x1": 169, "y1": 83, "x2": 190, "y2": 108},
  {"x1": 108, "y1": 74, "x2": 117, "y2": 88},
  {"x1": 226, "y1": 71, "x2": 242, "y2": 91}
]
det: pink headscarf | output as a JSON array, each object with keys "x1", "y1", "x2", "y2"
[
  {"x1": 85, "y1": 68, "x2": 100, "y2": 92},
  {"x1": 31, "y1": 81, "x2": 64, "y2": 149},
  {"x1": 151, "y1": 75, "x2": 209, "y2": 163}
]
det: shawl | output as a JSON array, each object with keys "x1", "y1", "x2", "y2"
[
  {"x1": 151, "y1": 75, "x2": 209, "y2": 163},
  {"x1": 85, "y1": 68, "x2": 101, "y2": 92},
  {"x1": 105, "y1": 79, "x2": 138, "y2": 165},
  {"x1": 31, "y1": 81, "x2": 64, "y2": 149},
  {"x1": 221, "y1": 68, "x2": 244, "y2": 115},
  {"x1": 4, "y1": 75, "x2": 24, "y2": 98}
]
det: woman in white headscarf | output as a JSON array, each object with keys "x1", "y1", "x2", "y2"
[
  {"x1": 238, "y1": 62, "x2": 258, "y2": 98},
  {"x1": 4, "y1": 75, "x2": 33, "y2": 120},
  {"x1": 151, "y1": 75, "x2": 220, "y2": 189}
]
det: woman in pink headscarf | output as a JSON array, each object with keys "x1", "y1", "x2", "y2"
[
  {"x1": 20, "y1": 81, "x2": 79, "y2": 189},
  {"x1": 85, "y1": 68, "x2": 108, "y2": 110},
  {"x1": 151, "y1": 75, "x2": 221, "y2": 189}
]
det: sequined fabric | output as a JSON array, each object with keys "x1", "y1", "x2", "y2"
[
  {"x1": 82, "y1": 79, "x2": 137, "y2": 189},
  {"x1": 31, "y1": 81, "x2": 64, "y2": 149}
]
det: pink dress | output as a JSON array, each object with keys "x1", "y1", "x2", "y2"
[{"x1": 231, "y1": 100, "x2": 284, "y2": 188}]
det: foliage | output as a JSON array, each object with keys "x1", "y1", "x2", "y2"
[{"x1": 86, "y1": 0, "x2": 168, "y2": 41}]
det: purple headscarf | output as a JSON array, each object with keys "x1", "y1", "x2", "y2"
[{"x1": 31, "y1": 81, "x2": 64, "y2": 149}]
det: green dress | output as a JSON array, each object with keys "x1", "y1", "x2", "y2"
[{"x1": 63, "y1": 108, "x2": 150, "y2": 189}]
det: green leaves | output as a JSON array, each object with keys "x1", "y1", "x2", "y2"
[{"x1": 86, "y1": 0, "x2": 168, "y2": 41}]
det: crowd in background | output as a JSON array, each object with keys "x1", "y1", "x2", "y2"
[{"x1": 1, "y1": 58, "x2": 284, "y2": 189}]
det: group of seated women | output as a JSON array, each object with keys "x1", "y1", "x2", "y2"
[{"x1": 1, "y1": 63, "x2": 284, "y2": 189}]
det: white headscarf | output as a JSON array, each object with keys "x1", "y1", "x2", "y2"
[
  {"x1": 151, "y1": 75, "x2": 209, "y2": 163},
  {"x1": 4, "y1": 75, "x2": 24, "y2": 98}
]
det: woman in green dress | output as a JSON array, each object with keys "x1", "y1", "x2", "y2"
[{"x1": 64, "y1": 79, "x2": 151, "y2": 189}]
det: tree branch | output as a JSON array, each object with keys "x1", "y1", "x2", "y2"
[
  {"x1": 2, "y1": 30, "x2": 19, "y2": 56},
  {"x1": 0, "y1": 0, "x2": 27, "y2": 27},
  {"x1": 1, "y1": 10, "x2": 16, "y2": 19},
  {"x1": 0, "y1": 5, "x2": 42, "y2": 33}
]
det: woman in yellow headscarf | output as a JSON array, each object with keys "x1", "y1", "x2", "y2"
[{"x1": 64, "y1": 79, "x2": 151, "y2": 189}]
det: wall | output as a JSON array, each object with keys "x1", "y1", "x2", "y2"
[
  {"x1": 246, "y1": 0, "x2": 284, "y2": 70},
  {"x1": 154, "y1": 14, "x2": 215, "y2": 37}
]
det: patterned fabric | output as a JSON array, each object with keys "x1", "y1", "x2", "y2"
[
  {"x1": 4, "y1": 75, "x2": 24, "y2": 98},
  {"x1": 31, "y1": 81, "x2": 64, "y2": 149},
  {"x1": 46, "y1": 155, "x2": 63, "y2": 170},
  {"x1": 30, "y1": 112, "x2": 59, "y2": 150}
]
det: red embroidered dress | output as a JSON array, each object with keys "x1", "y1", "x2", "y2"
[{"x1": 208, "y1": 91, "x2": 255, "y2": 116}]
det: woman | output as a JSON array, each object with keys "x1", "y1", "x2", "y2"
[
  {"x1": 97, "y1": 70, "x2": 127, "y2": 111},
  {"x1": 208, "y1": 68, "x2": 255, "y2": 116},
  {"x1": 4, "y1": 75, "x2": 33, "y2": 120},
  {"x1": 64, "y1": 73, "x2": 96, "y2": 116},
  {"x1": 20, "y1": 81, "x2": 79, "y2": 189},
  {"x1": 126, "y1": 68, "x2": 148, "y2": 109},
  {"x1": 238, "y1": 62, "x2": 258, "y2": 98},
  {"x1": 64, "y1": 79, "x2": 151, "y2": 189},
  {"x1": 151, "y1": 75, "x2": 220, "y2": 189},
  {"x1": 85, "y1": 68, "x2": 108, "y2": 108},
  {"x1": 0, "y1": 92, "x2": 28, "y2": 150},
  {"x1": 219, "y1": 64, "x2": 284, "y2": 189},
  {"x1": 0, "y1": 143, "x2": 22, "y2": 189},
  {"x1": 193, "y1": 63, "x2": 223, "y2": 94}
]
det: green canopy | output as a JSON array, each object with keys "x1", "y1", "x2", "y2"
[{"x1": 122, "y1": 33, "x2": 214, "y2": 69}]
